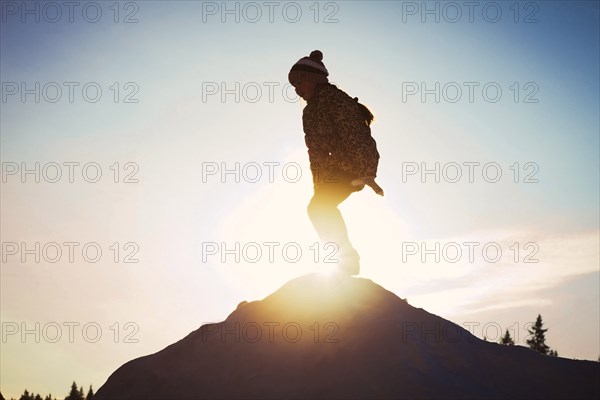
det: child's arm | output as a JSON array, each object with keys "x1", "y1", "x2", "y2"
[
  {"x1": 326, "y1": 88, "x2": 381, "y2": 182},
  {"x1": 325, "y1": 91, "x2": 383, "y2": 196}
]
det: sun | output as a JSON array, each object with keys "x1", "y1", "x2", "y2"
[
  {"x1": 211, "y1": 160, "x2": 324, "y2": 297},
  {"x1": 210, "y1": 149, "x2": 415, "y2": 301}
]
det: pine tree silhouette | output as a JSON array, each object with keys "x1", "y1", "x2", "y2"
[
  {"x1": 18, "y1": 390, "x2": 31, "y2": 400},
  {"x1": 85, "y1": 385, "x2": 94, "y2": 400},
  {"x1": 499, "y1": 329, "x2": 515, "y2": 345},
  {"x1": 65, "y1": 382, "x2": 84, "y2": 400},
  {"x1": 526, "y1": 314, "x2": 550, "y2": 355}
]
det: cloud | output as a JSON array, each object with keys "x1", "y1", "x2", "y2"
[{"x1": 386, "y1": 229, "x2": 599, "y2": 316}]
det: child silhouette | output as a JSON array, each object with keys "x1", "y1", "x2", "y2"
[{"x1": 289, "y1": 50, "x2": 383, "y2": 276}]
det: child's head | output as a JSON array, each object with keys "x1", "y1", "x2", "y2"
[{"x1": 288, "y1": 50, "x2": 329, "y2": 88}]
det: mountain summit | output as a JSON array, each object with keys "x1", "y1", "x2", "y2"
[{"x1": 95, "y1": 274, "x2": 599, "y2": 399}]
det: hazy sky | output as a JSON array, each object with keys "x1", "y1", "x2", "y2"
[{"x1": 1, "y1": 0, "x2": 599, "y2": 397}]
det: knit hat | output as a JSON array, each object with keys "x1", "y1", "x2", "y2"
[{"x1": 288, "y1": 50, "x2": 329, "y2": 85}]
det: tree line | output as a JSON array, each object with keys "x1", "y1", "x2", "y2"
[
  {"x1": 497, "y1": 314, "x2": 559, "y2": 356},
  {"x1": 2, "y1": 382, "x2": 92, "y2": 400}
]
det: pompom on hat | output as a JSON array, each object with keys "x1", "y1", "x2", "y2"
[{"x1": 288, "y1": 50, "x2": 329, "y2": 85}]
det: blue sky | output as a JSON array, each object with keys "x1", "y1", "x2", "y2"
[{"x1": 1, "y1": 1, "x2": 599, "y2": 397}]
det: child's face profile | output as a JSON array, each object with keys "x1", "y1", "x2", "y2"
[{"x1": 293, "y1": 80, "x2": 316, "y2": 101}]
